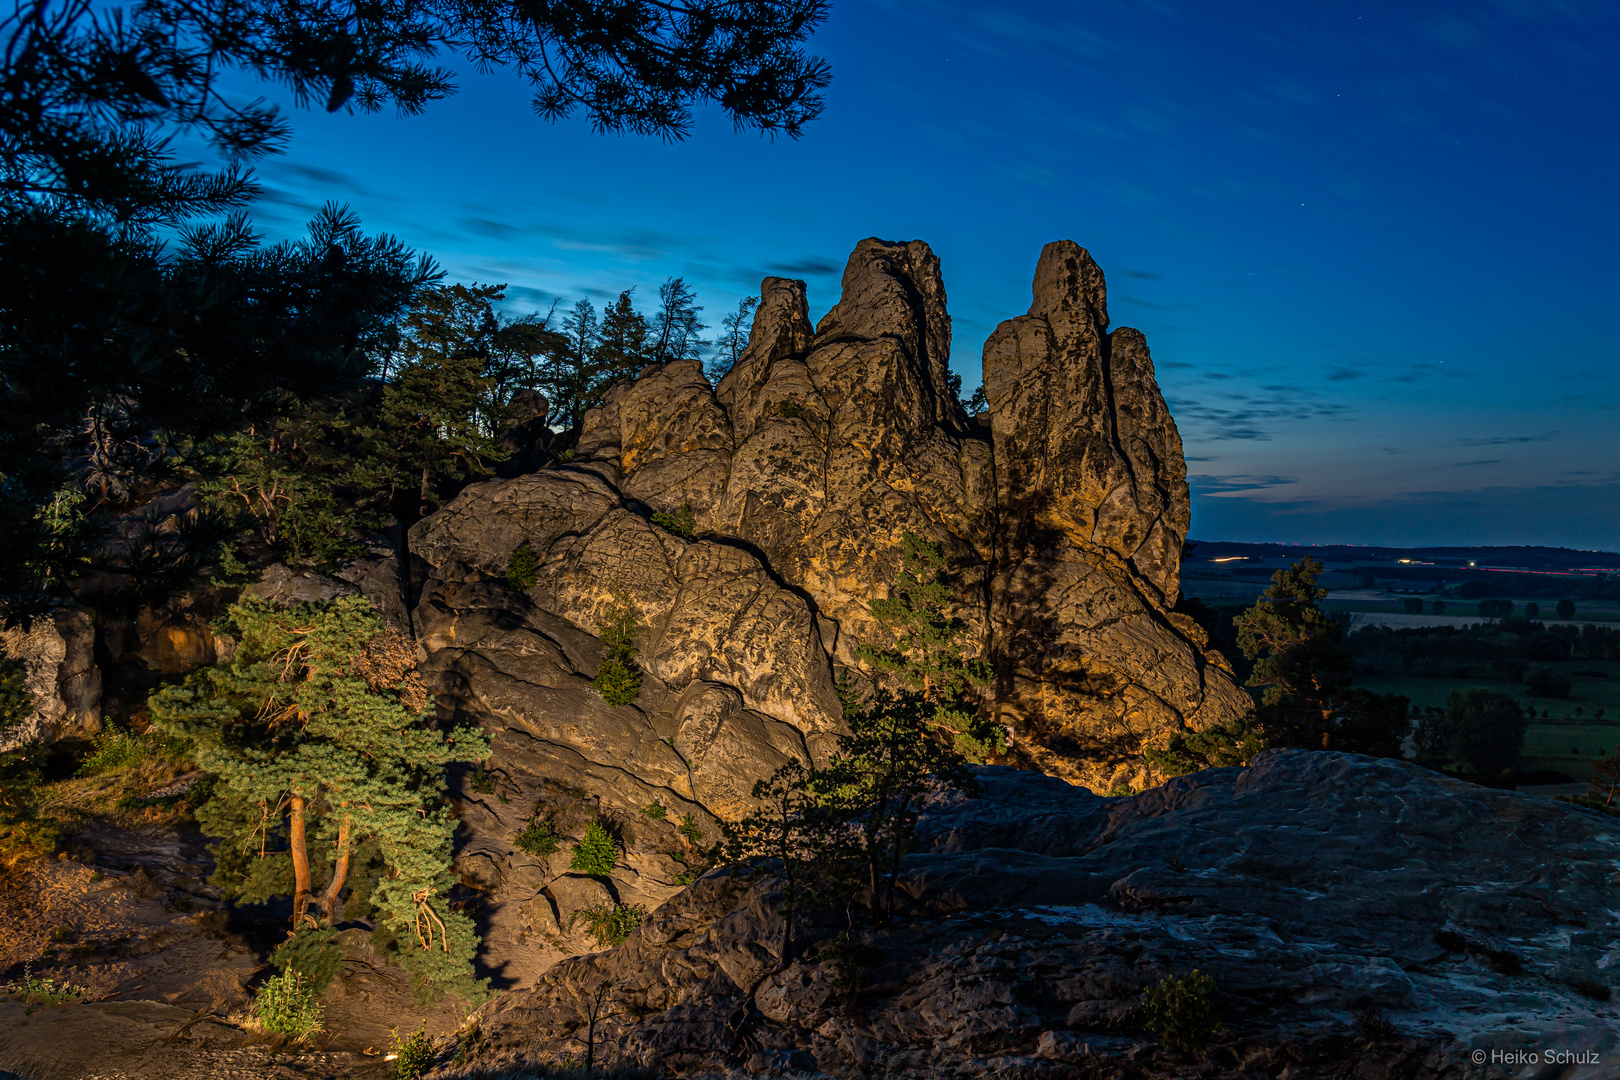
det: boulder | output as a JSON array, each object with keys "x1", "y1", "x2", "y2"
[
  {"x1": 498, "y1": 388, "x2": 556, "y2": 477},
  {"x1": 242, "y1": 562, "x2": 359, "y2": 607},
  {"x1": 0, "y1": 606, "x2": 101, "y2": 747}
]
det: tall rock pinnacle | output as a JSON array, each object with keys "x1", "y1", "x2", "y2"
[{"x1": 413, "y1": 237, "x2": 1248, "y2": 796}]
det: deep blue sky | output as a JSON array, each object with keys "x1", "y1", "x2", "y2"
[{"x1": 231, "y1": 0, "x2": 1619, "y2": 548}]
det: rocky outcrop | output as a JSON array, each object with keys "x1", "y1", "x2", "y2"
[
  {"x1": 413, "y1": 467, "x2": 848, "y2": 949},
  {"x1": 0, "y1": 607, "x2": 101, "y2": 747},
  {"x1": 445, "y1": 752, "x2": 1620, "y2": 1079},
  {"x1": 414, "y1": 237, "x2": 1247, "y2": 798}
]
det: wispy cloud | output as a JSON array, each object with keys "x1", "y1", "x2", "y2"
[
  {"x1": 1169, "y1": 386, "x2": 1356, "y2": 441},
  {"x1": 769, "y1": 257, "x2": 841, "y2": 276},
  {"x1": 1457, "y1": 433, "x2": 1555, "y2": 446},
  {"x1": 458, "y1": 217, "x2": 525, "y2": 240},
  {"x1": 1118, "y1": 295, "x2": 1197, "y2": 311},
  {"x1": 1191, "y1": 473, "x2": 1300, "y2": 494}
]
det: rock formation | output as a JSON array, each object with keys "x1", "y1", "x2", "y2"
[
  {"x1": 413, "y1": 236, "x2": 1247, "y2": 813},
  {"x1": 396, "y1": 239, "x2": 1254, "y2": 985},
  {"x1": 447, "y1": 752, "x2": 1620, "y2": 1079}
]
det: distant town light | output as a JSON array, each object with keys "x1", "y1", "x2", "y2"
[{"x1": 1212, "y1": 556, "x2": 1247, "y2": 563}]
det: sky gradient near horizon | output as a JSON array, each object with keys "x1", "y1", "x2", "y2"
[{"x1": 226, "y1": 0, "x2": 1620, "y2": 548}]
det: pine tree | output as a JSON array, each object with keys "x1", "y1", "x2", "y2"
[
  {"x1": 149, "y1": 596, "x2": 490, "y2": 1001},
  {"x1": 813, "y1": 690, "x2": 973, "y2": 922},
  {"x1": 505, "y1": 543, "x2": 540, "y2": 590},
  {"x1": 198, "y1": 405, "x2": 370, "y2": 572},
  {"x1": 483, "y1": 310, "x2": 562, "y2": 412},
  {"x1": 540, "y1": 299, "x2": 604, "y2": 433},
  {"x1": 1147, "y1": 559, "x2": 1410, "y2": 777},
  {"x1": 360, "y1": 284, "x2": 511, "y2": 522},
  {"x1": 1234, "y1": 557, "x2": 1356, "y2": 749},
  {"x1": 0, "y1": 204, "x2": 436, "y2": 622},
  {"x1": 569, "y1": 821, "x2": 618, "y2": 876},
  {"x1": 592, "y1": 592, "x2": 642, "y2": 707},
  {"x1": 649, "y1": 277, "x2": 707, "y2": 365},
  {"x1": 594, "y1": 290, "x2": 651, "y2": 387},
  {"x1": 855, "y1": 530, "x2": 999, "y2": 760},
  {"x1": 722, "y1": 760, "x2": 835, "y2": 965}
]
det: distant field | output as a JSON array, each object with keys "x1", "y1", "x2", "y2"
[
  {"x1": 1357, "y1": 668, "x2": 1620, "y2": 781},
  {"x1": 1181, "y1": 573, "x2": 1620, "y2": 624}
]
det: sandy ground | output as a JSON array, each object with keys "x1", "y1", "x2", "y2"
[
  {"x1": 0, "y1": 856, "x2": 258, "y2": 1011},
  {"x1": 0, "y1": 999, "x2": 389, "y2": 1080},
  {"x1": 0, "y1": 841, "x2": 472, "y2": 1079}
]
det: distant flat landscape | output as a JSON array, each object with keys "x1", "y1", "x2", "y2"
[{"x1": 1184, "y1": 539, "x2": 1620, "y2": 624}]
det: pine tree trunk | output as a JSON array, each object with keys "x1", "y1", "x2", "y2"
[
  {"x1": 318, "y1": 813, "x2": 353, "y2": 924},
  {"x1": 289, "y1": 795, "x2": 312, "y2": 927}
]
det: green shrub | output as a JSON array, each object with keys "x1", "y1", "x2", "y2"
[
  {"x1": 254, "y1": 968, "x2": 324, "y2": 1040},
  {"x1": 505, "y1": 543, "x2": 539, "y2": 590},
  {"x1": 78, "y1": 719, "x2": 147, "y2": 775},
  {"x1": 641, "y1": 799, "x2": 666, "y2": 820},
  {"x1": 592, "y1": 658, "x2": 641, "y2": 707},
  {"x1": 570, "y1": 821, "x2": 618, "y2": 875},
  {"x1": 592, "y1": 593, "x2": 643, "y2": 706},
  {"x1": 677, "y1": 812, "x2": 704, "y2": 845},
  {"x1": 777, "y1": 400, "x2": 802, "y2": 418},
  {"x1": 0, "y1": 813, "x2": 61, "y2": 860},
  {"x1": 650, "y1": 505, "x2": 697, "y2": 541},
  {"x1": 9, "y1": 969, "x2": 88, "y2": 1013},
  {"x1": 270, "y1": 927, "x2": 342, "y2": 996},
  {"x1": 1142, "y1": 969, "x2": 1221, "y2": 1053},
  {"x1": 389, "y1": 1022, "x2": 436, "y2": 1079},
  {"x1": 944, "y1": 708, "x2": 1007, "y2": 763},
  {"x1": 572, "y1": 902, "x2": 646, "y2": 948},
  {"x1": 514, "y1": 816, "x2": 562, "y2": 858}
]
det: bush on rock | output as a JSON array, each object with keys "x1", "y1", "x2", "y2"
[{"x1": 1142, "y1": 969, "x2": 1220, "y2": 1053}]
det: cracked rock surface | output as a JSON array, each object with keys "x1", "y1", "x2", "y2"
[{"x1": 448, "y1": 752, "x2": 1620, "y2": 1080}]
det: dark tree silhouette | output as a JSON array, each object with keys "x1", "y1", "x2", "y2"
[{"x1": 2, "y1": 0, "x2": 831, "y2": 226}]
